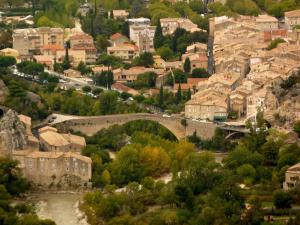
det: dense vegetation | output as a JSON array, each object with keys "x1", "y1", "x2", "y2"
[
  {"x1": 79, "y1": 110, "x2": 300, "y2": 224},
  {"x1": 0, "y1": 157, "x2": 56, "y2": 225}
]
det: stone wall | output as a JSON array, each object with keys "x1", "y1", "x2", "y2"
[{"x1": 186, "y1": 120, "x2": 217, "y2": 140}]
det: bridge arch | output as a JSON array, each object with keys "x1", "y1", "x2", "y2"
[{"x1": 52, "y1": 113, "x2": 186, "y2": 140}]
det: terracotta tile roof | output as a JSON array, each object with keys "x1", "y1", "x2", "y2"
[
  {"x1": 110, "y1": 32, "x2": 125, "y2": 40},
  {"x1": 69, "y1": 33, "x2": 93, "y2": 40},
  {"x1": 111, "y1": 82, "x2": 138, "y2": 94}
]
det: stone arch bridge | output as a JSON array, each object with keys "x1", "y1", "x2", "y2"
[{"x1": 48, "y1": 113, "x2": 220, "y2": 140}]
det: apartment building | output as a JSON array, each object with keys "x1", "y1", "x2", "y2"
[
  {"x1": 13, "y1": 27, "x2": 64, "y2": 57},
  {"x1": 107, "y1": 43, "x2": 139, "y2": 61},
  {"x1": 160, "y1": 18, "x2": 200, "y2": 35}
]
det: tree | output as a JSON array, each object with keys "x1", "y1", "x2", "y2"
[
  {"x1": 77, "y1": 61, "x2": 91, "y2": 75},
  {"x1": 156, "y1": 46, "x2": 175, "y2": 61},
  {"x1": 191, "y1": 68, "x2": 209, "y2": 78},
  {"x1": 0, "y1": 56, "x2": 16, "y2": 67},
  {"x1": 82, "y1": 86, "x2": 92, "y2": 93},
  {"x1": 273, "y1": 190, "x2": 293, "y2": 209},
  {"x1": 154, "y1": 20, "x2": 164, "y2": 49},
  {"x1": 62, "y1": 41, "x2": 71, "y2": 70},
  {"x1": 98, "y1": 91, "x2": 118, "y2": 115},
  {"x1": 17, "y1": 61, "x2": 44, "y2": 76},
  {"x1": 173, "y1": 69, "x2": 187, "y2": 83},
  {"x1": 133, "y1": 72, "x2": 157, "y2": 89},
  {"x1": 267, "y1": 38, "x2": 285, "y2": 50},
  {"x1": 132, "y1": 52, "x2": 154, "y2": 68},
  {"x1": 183, "y1": 57, "x2": 191, "y2": 73},
  {"x1": 187, "y1": 88, "x2": 191, "y2": 100},
  {"x1": 176, "y1": 84, "x2": 182, "y2": 103},
  {"x1": 96, "y1": 35, "x2": 111, "y2": 52},
  {"x1": 294, "y1": 121, "x2": 300, "y2": 138},
  {"x1": 159, "y1": 85, "x2": 164, "y2": 107}
]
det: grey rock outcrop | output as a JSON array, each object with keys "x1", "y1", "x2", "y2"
[
  {"x1": 0, "y1": 80, "x2": 8, "y2": 103},
  {"x1": 0, "y1": 109, "x2": 27, "y2": 156}
]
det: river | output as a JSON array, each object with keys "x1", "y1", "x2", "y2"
[{"x1": 27, "y1": 192, "x2": 89, "y2": 225}]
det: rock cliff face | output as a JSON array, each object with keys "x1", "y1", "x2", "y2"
[
  {"x1": 265, "y1": 83, "x2": 300, "y2": 130},
  {"x1": 0, "y1": 80, "x2": 8, "y2": 103},
  {"x1": 0, "y1": 109, "x2": 27, "y2": 156}
]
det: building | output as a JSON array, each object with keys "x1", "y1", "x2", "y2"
[
  {"x1": 41, "y1": 44, "x2": 64, "y2": 57},
  {"x1": 130, "y1": 26, "x2": 156, "y2": 52},
  {"x1": 110, "y1": 33, "x2": 129, "y2": 46},
  {"x1": 112, "y1": 10, "x2": 129, "y2": 19},
  {"x1": 111, "y1": 82, "x2": 139, "y2": 96},
  {"x1": 69, "y1": 33, "x2": 97, "y2": 63},
  {"x1": 284, "y1": 163, "x2": 300, "y2": 190},
  {"x1": 186, "y1": 42, "x2": 207, "y2": 54},
  {"x1": 13, "y1": 27, "x2": 64, "y2": 57},
  {"x1": 128, "y1": 18, "x2": 155, "y2": 52},
  {"x1": 38, "y1": 126, "x2": 86, "y2": 153},
  {"x1": 185, "y1": 89, "x2": 228, "y2": 121},
  {"x1": 285, "y1": 9, "x2": 300, "y2": 30},
  {"x1": 113, "y1": 66, "x2": 164, "y2": 83},
  {"x1": 160, "y1": 18, "x2": 200, "y2": 35},
  {"x1": 56, "y1": 49, "x2": 86, "y2": 66},
  {"x1": 182, "y1": 53, "x2": 208, "y2": 70},
  {"x1": 255, "y1": 14, "x2": 278, "y2": 31},
  {"x1": 107, "y1": 43, "x2": 139, "y2": 61},
  {"x1": 0, "y1": 48, "x2": 19, "y2": 58},
  {"x1": 18, "y1": 150, "x2": 92, "y2": 186},
  {"x1": 63, "y1": 69, "x2": 82, "y2": 78},
  {"x1": 33, "y1": 55, "x2": 53, "y2": 70}
]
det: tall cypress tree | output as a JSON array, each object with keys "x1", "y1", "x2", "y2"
[
  {"x1": 187, "y1": 88, "x2": 191, "y2": 100},
  {"x1": 184, "y1": 57, "x2": 191, "y2": 73},
  {"x1": 159, "y1": 85, "x2": 164, "y2": 107},
  {"x1": 176, "y1": 84, "x2": 182, "y2": 103},
  {"x1": 154, "y1": 21, "x2": 164, "y2": 49}
]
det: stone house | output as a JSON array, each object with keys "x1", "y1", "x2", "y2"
[
  {"x1": 20, "y1": 151, "x2": 91, "y2": 186},
  {"x1": 181, "y1": 53, "x2": 208, "y2": 70},
  {"x1": 38, "y1": 126, "x2": 86, "y2": 153},
  {"x1": 185, "y1": 89, "x2": 228, "y2": 121},
  {"x1": 284, "y1": 163, "x2": 300, "y2": 190},
  {"x1": 255, "y1": 15, "x2": 278, "y2": 31},
  {"x1": 285, "y1": 9, "x2": 300, "y2": 30},
  {"x1": 63, "y1": 69, "x2": 82, "y2": 78},
  {"x1": 186, "y1": 42, "x2": 207, "y2": 55},
  {"x1": 111, "y1": 82, "x2": 139, "y2": 96},
  {"x1": 160, "y1": 18, "x2": 200, "y2": 35}
]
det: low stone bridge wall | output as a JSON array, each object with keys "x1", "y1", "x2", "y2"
[{"x1": 52, "y1": 113, "x2": 218, "y2": 140}]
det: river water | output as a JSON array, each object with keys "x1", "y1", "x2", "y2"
[{"x1": 27, "y1": 193, "x2": 89, "y2": 225}]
